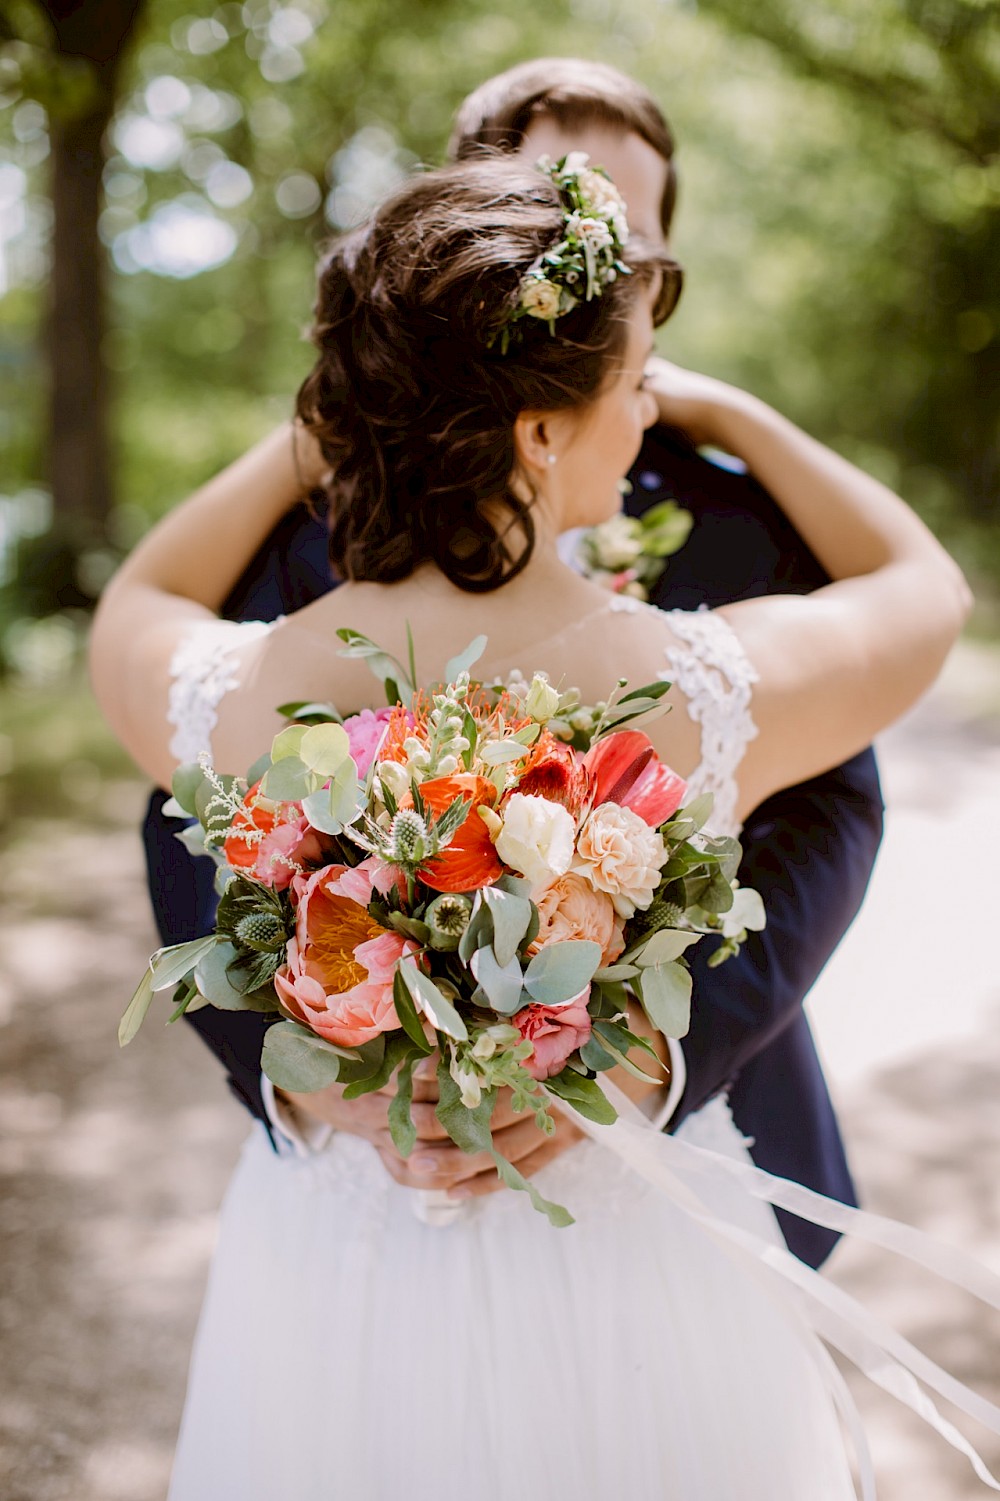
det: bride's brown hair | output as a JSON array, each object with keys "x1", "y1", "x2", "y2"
[{"x1": 296, "y1": 155, "x2": 681, "y2": 593}]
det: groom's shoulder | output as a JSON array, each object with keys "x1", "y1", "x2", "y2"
[
  {"x1": 626, "y1": 423, "x2": 828, "y2": 609},
  {"x1": 221, "y1": 502, "x2": 334, "y2": 624}
]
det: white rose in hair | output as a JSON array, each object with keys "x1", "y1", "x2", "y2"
[
  {"x1": 495, "y1": 793, "x2": 576, "y2": 889},
  {"x1": 574, "y1": 802, "x2": 666, "y2": 918},
  {"x1": 520, "y1": 275, "x2": 561, "y2": 320},
  {"x1": 566, "y1": 214, "x2": 615, "y2": 253}
]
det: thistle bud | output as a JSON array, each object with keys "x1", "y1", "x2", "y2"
[
  {"x1": 388, "y1": 808, "x2": 429, "y2": 865},
  {"x1": 234, "y1": 912, "x2": 286, "y2": 952}
]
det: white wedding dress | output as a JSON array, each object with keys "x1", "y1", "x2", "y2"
[{"x1": 161, "y1": 607, "x2": 861, "y2": 1500}]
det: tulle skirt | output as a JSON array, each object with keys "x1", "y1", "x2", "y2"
[{"x1": 167, "y1": 1098, "x2": 856, "y2": 1500}]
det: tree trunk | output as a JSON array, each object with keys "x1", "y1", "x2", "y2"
[{"x1": 43, "y1": 0, "x2": 145, "y2": 538}]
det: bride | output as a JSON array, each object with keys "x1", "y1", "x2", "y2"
[{"x1": 92, "y1": 154, "x2": 975, "y2": 1498}]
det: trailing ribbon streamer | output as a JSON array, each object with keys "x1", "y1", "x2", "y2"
[{"x1": 554, "y1": 1080, "x2": 1000, "y2": 1497}]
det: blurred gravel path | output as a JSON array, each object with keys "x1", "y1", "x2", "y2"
[{"x1": 1, "y1": 645, "x2": 998, "y2": 1501}]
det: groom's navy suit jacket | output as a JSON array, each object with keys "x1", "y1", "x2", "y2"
[{"x1": 143, "y1": 424, "x2": 882, "y2": 1269}]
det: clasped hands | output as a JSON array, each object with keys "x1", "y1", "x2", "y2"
[{"x1": 277, "y1": 1063, "x2": 585, "y2": 1199}]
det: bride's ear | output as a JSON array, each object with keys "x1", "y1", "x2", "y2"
[{"x1": 512, "y1": 410, "x2": 557, "y2": 479}]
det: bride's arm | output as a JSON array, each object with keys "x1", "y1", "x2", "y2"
[
  {"x1": 646, "y1": 361, "x2": 972, "y2": 813},
  {"x1": 90, "y1": 422, "x2": 325, "y2": 779}
]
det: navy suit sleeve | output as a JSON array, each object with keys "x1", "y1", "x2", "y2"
[
  {"x1": 627, "y1": 427, "x2": 883, "y2": 1265},
  {"x1": 141, "y1": 503, "x2": 335, "y2": 1128},
  {"x1": 673, "y1": 751, "x2": 883, "y2": 1122}
]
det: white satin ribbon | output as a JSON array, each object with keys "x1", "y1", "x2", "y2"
[{"x1": 558, "y1": 1081, "x2": 1000, "y2": 1497}]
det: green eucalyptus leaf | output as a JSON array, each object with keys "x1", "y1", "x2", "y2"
[
  {"x1": 300, "y1": 721, "x2": 351, "y2": 776},
  {"x1": 261, "y1": 757, "x2": 315, "y2": 802},
  {"x1": 175, "y1": 822, "x2": 209, "y2": 859},
  {"x1": 195, "y1": 941, "x2": 272, "y2": 1011},
  {"x1": 591, "y1": 1021, "x2": 663, "y2": 1083},
  {"x1": 261, "y1": 1021, "x2": 357, "y2": 1092},
  {"x1": 341, "y1": 1034, "x2": 414, "y2": 1097},
  {"x1": 245, "y1": 751, "x2": 273, "y2": 787},
  {"x1": 592, "y1": 962, "x2": 640, "y2": 982},
  {"x1": 478, "y1": 740, "x2": 529, "y2": 766},
  {"x1": 469, "y1": 945, "x2": 525, "y2": 1016},
  {"x1": 270, "y1": 724, "x2": 310, "y2": 762},
  {"x1": 635, "y1": 962, "x2": 692, "y2": 1039},
  {"x1": 481, "y1": 887, "x2": 533, "y2": 966},
  {"x1": 523, "y1": 940, "x2": 602, "y2": 1006},
  {"x1": 170, "y1": 763, "x2": 206, "y2": 815}
]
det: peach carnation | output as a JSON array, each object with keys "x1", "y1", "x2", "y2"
[{"x1": 574, "y1": 802, "x2": 666, "y2": 918}]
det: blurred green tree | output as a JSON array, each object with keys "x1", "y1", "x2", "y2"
[{"x1": 697, "y1": 0, "x2": 1000, "y2": 524}]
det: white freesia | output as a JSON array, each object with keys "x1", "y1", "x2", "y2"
[
  {"x1": 450, "y1": 1056, "x2": 482, "y2": 1109},
  {"x1": 575, "y1": 802, "x2": 666, "y2": 918},
  {"x1": 495, "y1": 792, "x2": 576, "y2": 889},
  {"x1": 566, "y1": 213, "x2": 614, "y2": 252}
]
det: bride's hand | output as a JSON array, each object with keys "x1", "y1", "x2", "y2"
[
  {"x1": 644, "y1": 355, "x2": 750, "y2": 449},
  {"x1": 277, "y1": 1068, "x2": 585, "y2": 1197}
]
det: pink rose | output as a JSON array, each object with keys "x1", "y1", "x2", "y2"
[
  {"x1": 274, "y1": 863, "x2": 417, "y2": 1047},
  {"x1": 513, "y1": 989, "x2": 593, "y2": 1081},
  {"x1": 530, "y1": 872, "x2": 625, "y2": 967},
  {"x1": 223, "y1": 781, "x2": 325, "y2": 891},
  {"x1": 342, "y1": 707, "x2": 396, "y2": 777}
]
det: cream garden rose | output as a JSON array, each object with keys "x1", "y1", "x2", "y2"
[
  {"x1": 495, "y1": 792, "x2": 576, "y2": 889},
  {"x1": 520, "y1": 274, "x2": 562, "y2": 320},
  {"x1": 530, "y1": 872, "x2": 625, "y2": 967},
  {"x1": 574, "y1": 802, "x2": 666, "y2": 918}
]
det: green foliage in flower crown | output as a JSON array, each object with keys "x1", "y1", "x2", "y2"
[{"x1": 492, "y1": 153, "x2": 632, "y2": 354}]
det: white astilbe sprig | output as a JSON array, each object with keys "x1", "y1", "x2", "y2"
[{"x1": 197, "y1": 754, "x2": 251, "y2": 849}]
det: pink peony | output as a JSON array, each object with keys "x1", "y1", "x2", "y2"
[
  {"x1": 342, "y1": 707, "x2": 396, "y2": 777},
  {"x1": 530, "y1": 872, "x2": 625, "y2": 967},
  {"x1": 513, "y1": 989, "x2": 593, "y2": 1081},
  {"x1": 274, "y1": 863, "x2": 417, "y2": 1047}
]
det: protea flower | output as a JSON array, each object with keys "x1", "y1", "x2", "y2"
[{"x1": 583, "y1": 730, "x2": 687, "y2": 828}]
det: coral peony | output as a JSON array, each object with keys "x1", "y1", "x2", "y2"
[
  {"x1": 274, "y1": 864, "x2": 416, "y2": 1046},
  {"x1": 530, "y1": 872, "x2": 625, "y2": 967},
  {"x1": 584, "y1": 730, "x2": 686, "y2": 827},
  {"x1": 513, "y1": 991, "x2": 593, "y2": 1080}
]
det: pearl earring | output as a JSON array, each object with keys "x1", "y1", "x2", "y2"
[{"x1": 546, "y1": 453, "x2": 558, "y2": 466}]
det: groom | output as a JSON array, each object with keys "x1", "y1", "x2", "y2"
[{"x1": 143, "y1": 58, "x2": 882, "y2": 1268}]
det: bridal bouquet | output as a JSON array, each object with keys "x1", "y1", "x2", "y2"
[{"x1": 122, "y1": 631, "x2": 762, "y2": 1222}]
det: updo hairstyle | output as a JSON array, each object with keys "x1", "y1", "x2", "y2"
[{"x1": 296, "y1": 155, "x2": 682, "y2": 593}]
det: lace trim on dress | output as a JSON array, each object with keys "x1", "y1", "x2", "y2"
[
  {"x1": 167, "y1": 618, "x2": 276, "y2": 765},
  {"x1": 659, "y1": 608, "x2": 759, "y2": 837}
]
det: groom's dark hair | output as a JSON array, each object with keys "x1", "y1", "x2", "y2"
[{"x1": 448, "y1": 58, "x2": 678, "y2": 235}]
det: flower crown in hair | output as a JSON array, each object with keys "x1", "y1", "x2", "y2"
[{"x1": 494, "y1": 152, "x2": 631, "y2": 353}]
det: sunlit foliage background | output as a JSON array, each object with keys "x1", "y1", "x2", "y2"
[{"x1": 0, "y1": 0, "x2": 997, "y2": 828}]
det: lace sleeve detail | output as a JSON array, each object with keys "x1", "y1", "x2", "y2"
[
  {"x1": 660, "y1": 609, "x2": 759, "y2": 836},
  {"x1": 167, "y1": 618, "x2": 277, "y2": 766}
]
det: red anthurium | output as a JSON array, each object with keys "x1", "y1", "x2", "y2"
[
  {"x1": 417, "y1": 774, "x2": 503, "y2": 893},
  {"x1": 584, "y1": 730, "x2": 687, "y2": 828}
]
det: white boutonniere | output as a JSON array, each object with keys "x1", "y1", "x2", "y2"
[{"x1": 577, "y1": 497, "x2": 694, "y2": 601}]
